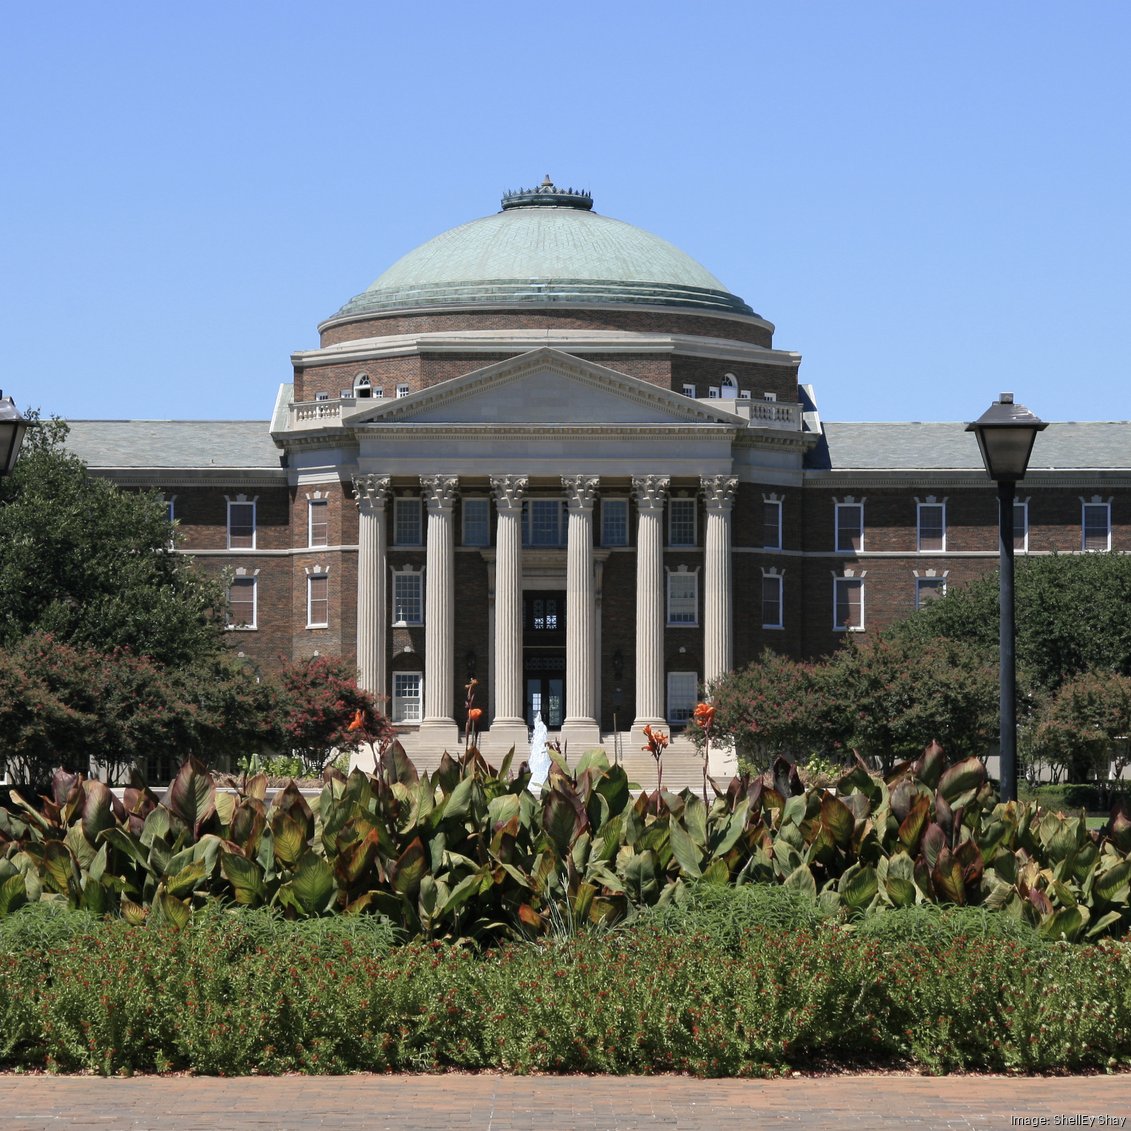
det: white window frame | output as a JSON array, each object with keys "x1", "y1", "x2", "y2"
[
  {"x1": 915, "y1": 576, "x2": 946, "y2": 610},
  {"x1": 666, "y1": 671, "x2": 698, "y2": 726},
  {"x1": 227, "y1": 574, "x2": 257, "y2": 630},
  {"x1": 681, "y1": 383, "x2": 696, "y2": 397},
  {"x1": 226, "y1": 498, "x2": 256, "y2": 550},
  {"x1": 601, "y1": 498, "x2": 629, "y2": 547},
  {"x1": 393, "y1": 497, "x2": 423, "y2": 546},
  {"x1": 833, "y1": 574, "x2": 864, "y2": 632},
  {"x1": 1082, "y1": 499, "x2": 1111, "y2": 552},
  {"x1": 392, "y1": 569, "x2": 424, "y2": 626},
  {"x1": 762, "y1": 496, "x2": 782, "y2": 551},
  {"x1": 834, "y1": 501, "x2": 863, "y2": 553},
  {"x1": 353, "y1": 373, "x2": 372, "y2": 398},
  {"x1": 1013, "y1": 499, "x2": 1029, "y2": 553},
  {"x1": 523, "y1": 499, "x2": 566, "y2": 547},
  {"x1": 666, "y1": 567, "x2": 699, "y2": 626},
  {"x1": 917, "y1": 500, "x2": 946, "y2": 552},
  {"x1": 306, "y1": 572, "x2": 329, "y2": 628},
  {"x1": 396, "y1": 383, "x2": 411, "y2": 398},
  {"x1": 392, "y1": 672, "x2": 423, "y2": 723},
  {"x1": 668, "y1": 497, "x2": 697, "y2": 547},
  {"x1": 762, "y1": 571, "x2": 784, "y2": 629},
  {"x1": 308, "y1": 498, "x2": 329, "y2": 548},
  {"x1": 462, "y1": 498, "x2": 490, "y2": 547}
]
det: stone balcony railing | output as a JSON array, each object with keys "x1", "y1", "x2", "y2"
[{"x1": 698, "y1": 396, "x2": 801, "y2": 429}]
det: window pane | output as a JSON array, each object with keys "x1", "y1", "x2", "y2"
[
  {"x1": 308, "y1": 500, "x2": 329, "y2": 547},
  {"x1": 835, "y1": 504, "x2": 862, "y2": 552},
  {"x1": 918, "y1": 504, "x2": 945, "y2": 552},
  {"x1": 834, "y1": 578, "x2": 863, "y2": 630},
  {"x1": 602, "y1": 499, "x2": 628, "y2": 547},
  {"x1": 667, "y1": 572, "x2": 697, "y2": 624},
  {"x1": 1084, "y1": 504, "x2": 1110, "y2": 551},
  {"x1": 308, "y1": 575, "x2": 328, "y2": 626},
  {"x1": 228, "y1": 577, "x2": 256, "y2": 628},
  {"x1": 916, "y1": 578, "x2": 945, "y2": 609},
  {"x1": 529, "y1": 500, "x2": 563, "y2": 546},
  {"x1": 392, "y1": 673, "x2": 422, "y2": 722},
  {"x1": 394, "y1": 499, "x2": 421, "y2": 545},
  {"x1": 1013, "y1": 501, "x2": 1028, "y2": 552},
  {"x1": 669, "y1": 499, "x2": 696, "y2": 546},
  {"x1": 228, "y1": 502, "x2": 255, "y2": 549},
  {"x1": 462, "y1": 499, "x2": 490, "y2": 547},
  {"x1": 762, "y1": 575, "x2": 782, "y2": 628},
  {"x1": 667, "y1": 671, "x2": 698, "y2": 724},
  {"x1": 393, "y1": 573, "x2": 422, "y2": 624},
  {"x1": 763, "y1": 501, "x2": 782, "y2": 550}
]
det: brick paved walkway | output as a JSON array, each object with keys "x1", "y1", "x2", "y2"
[{"x1": 0, "y1": 1072, "x2": 1129, "y2": 1130}]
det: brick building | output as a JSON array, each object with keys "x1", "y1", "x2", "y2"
[{"x1": 65, "y1": 180, "x2": 1131, "y2": 765}]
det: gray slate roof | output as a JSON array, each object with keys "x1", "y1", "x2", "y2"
[
  {"x1": 64, "y1": 420, "x2": 282, "y2": 470},
  {"x1": 809, "y1": 421, "x2": 1131, "y2": 472}
]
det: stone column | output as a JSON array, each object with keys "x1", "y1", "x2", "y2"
[
  {"x1": 489, "y1": 475, "x2": 529, "y2": 753},
  {"x1": 419, "y1": 475, "x2": 459, "y2": 747},
  {"x1": 352, "y1": 474, "x2": 391, "y2": 699},
  {"x1": 702, "y1": 475, "x2": 738, "y2": 691},
  {"x1": 561, "y1": 475, "x2": 601, "y2": 748},
  {"x1": 631, "y1": 475, "x2": 669, "y2": 740}
]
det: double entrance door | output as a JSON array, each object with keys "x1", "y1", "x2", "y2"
[{"x1": 523, "y1": 590, "x2": 565, "y2": 728}]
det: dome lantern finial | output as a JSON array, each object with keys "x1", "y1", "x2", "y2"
[{"x1": 502, "y1": 178, "x2": 593, "y2": 211}]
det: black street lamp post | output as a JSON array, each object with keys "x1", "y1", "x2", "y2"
[
  {"x1": 966, "y1": 393, "x2": 1047, "y2": 802},
  {"x1": 0, "y1": 390, "x2": 29, "y2": 478}
]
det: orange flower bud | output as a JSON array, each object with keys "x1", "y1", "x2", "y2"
[{"x1": 347, "y1": 708, "x2": 365, "y2": 732}]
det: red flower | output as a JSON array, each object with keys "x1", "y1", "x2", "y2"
[
  {"x1": 347, "y1": 708, "x2": 364, "y2": 732},
  {"x1": 693, "y1": 702, "x2": 716, "y2": 731},
  {"x1": 467, "y1": 707, "x2": 483, "y2": 723}
]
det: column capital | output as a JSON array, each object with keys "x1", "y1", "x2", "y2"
[
  {"x1": 490, "y1": 475, "x2": 528, "y2": 513},
  {"x1": 421, "y1": 475, "x2": 459, "y2": 513},
  {"x1": 352, "y1": 474, "x2": 391, "y2": 511},
  {"x1": 562, "y1": 474, "x2": 599, "y2": 513},
  {"x1": 632, "y1": 475, "x2": 670, "y2": 513},
  {"x1": 701, "y1": 475, "x2": 738, "y2": 513}
]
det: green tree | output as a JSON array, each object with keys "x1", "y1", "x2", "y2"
[
  {"x1": 890, "y1": 553, "x2": 1131, "y2": 694},
  {"x1": 0, "y1": 419, "x2": 226, "y2": 666}
]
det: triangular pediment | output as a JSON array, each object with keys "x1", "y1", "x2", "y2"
[{"x1": 342, "y1": 348, "x2": 739, "y2": 429}]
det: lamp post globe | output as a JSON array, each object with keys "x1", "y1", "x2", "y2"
[
  {"x1": 0, "y1": 391, "x2": 30, "y2": 478},
  {"x1": 966, "y1": 393, "x2": 1047, "y2": 803}
]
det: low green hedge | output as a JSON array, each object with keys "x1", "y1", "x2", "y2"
[{"x1": 1, "y1": 900, "x2": 1128, "y2": 1077}]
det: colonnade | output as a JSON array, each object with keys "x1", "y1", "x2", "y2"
[{"x1": 352, "y1": 472, "x2": 737, "y2": 746}]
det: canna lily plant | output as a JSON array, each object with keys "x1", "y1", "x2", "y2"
[{"x1": 693, "y1": 701, "x2": 716, "y2": 805}]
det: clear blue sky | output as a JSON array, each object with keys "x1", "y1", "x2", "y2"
[{"x1": 4, "y1": 2, "x2": 1128, "y2": 426}]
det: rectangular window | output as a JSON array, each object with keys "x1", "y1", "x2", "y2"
[
  {"x1": 681, "y1": 383, "x2": 696, "y2": 397},
  {"x1": 392, "y1": 673, "x2": 423, "y2": 723},
  {"x1": 1083, "y1": 502, "x2": 1110, "y2": 551},
  {"x1": 917, "y1": 503, "x2": 946, "y2": 552},
  {"x1": 524, "y1": 500, "x2": 566, "y2": 547},
  {"x1": 392, "y1": 572, "x2": 423, "y2": 625},
  {"x1": 308, "y1": 499, "x2": 329, "y2": 548},
  {"x1": 667, "y1": 570, "x2": 698, "y2": 625},
  {"x1": 762, "y1": 574, "x2": 783, "y2": 629},
  {"x1": 763, "y1": 499, "x2": 782, "y2": 550},
  {"x1": 227, "y1": 576, "x2": 257, "y2": 629},
  {"x1": 394, "y1": 497, "x2": 422, "y2": 546},
  {"x1": 667, "y1": 671, "x2": 698, "y2": 726},
  {"x1": 374, "y1": 387, "x2": 385, "y2": 399},
  {"x1": 601, "y1": 498, "x2": 629, "y2": 547},
  {"x1": 462, "y1": 498, "x2": 490, "y2": 547},
  {"x1": 835, "y1": 503, "x2": 863, "y2": 553},
  {"x1": 227, "y1": 500, "x2": 256, "y2": 550},
  {"x1": 834, "y1": 577, "x2": 864, "y2": 631},
  {"x1": 1013, "y1": 500, "x2": 1028, "y2": 553},
  {"x1": 915, "y1": 577, "x2": 946, "y2": 609},
  {"x1": 307, "y1": 574, "x2": 329, "y2": 627},
  {"x1": 396, "y1": 384, "x2": 410, "y2": 398},
  {"x1": 669, "y1": 498, "x2": 697, "y2": 546}
]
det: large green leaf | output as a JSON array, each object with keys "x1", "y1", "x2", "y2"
[
  {"x1": 667, "y1": 819, "x2": 702, "y2": 878},
  {"x1": 167, "y1": 757, "x2": 216, "y2": 837},
  {"x1": 220, "y1": 851, "x2": 267, "y2": 906},
  {"x1": 931, "y1": 847, "x2": 967, "y2": 905},
  {"x1": 840, "y1": 863, "x2": 879, "y2": 913},
  {"x1": 80, "y1": 781, "x2": 115, "y2": 846},
  {"x1": 897, "y1": 796, "x2": 931, "y2": 855},
  {"x1": 0, "y1": 874, "x2": 28, "y2": 917},
  {"x1": 42, "y1": 841, "x2": 77, "y2": 897},
  {"x1": 621, "y1": 850, "x2": 660, "y2": 906},
  {"x1": 819, "y1": 792, "x2": 854, "y2": 847},
  {"x1": 166, "y1": 860, "x2": 208, "y2": 899},
  {"x1": 289, "y1": 852, "x2": 336, "y2": 916},
  {"x1": 271, "y1": 810, "x2": 308, "y2": 869},
  {"x1": 1094, "y1": 859, "x2": 1131, "y2": 904},
  {"x1": 392, "y1": 837, "x2": 428, "y2": 897},
  {"x1": 150, "y1": 889, "x2": 192, "y2": 930},
  {"x1": 937, "y1": 757, "x2": 986, "y2": 810}
]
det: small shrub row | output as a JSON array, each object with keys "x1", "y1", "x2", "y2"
[{"x1": 0, "y1": 899, "x2": 1129, "y2": 1077}]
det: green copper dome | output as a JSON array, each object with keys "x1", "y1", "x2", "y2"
[{"x1": 330, "y1": 180, "x2": 756, "y2": 320}]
